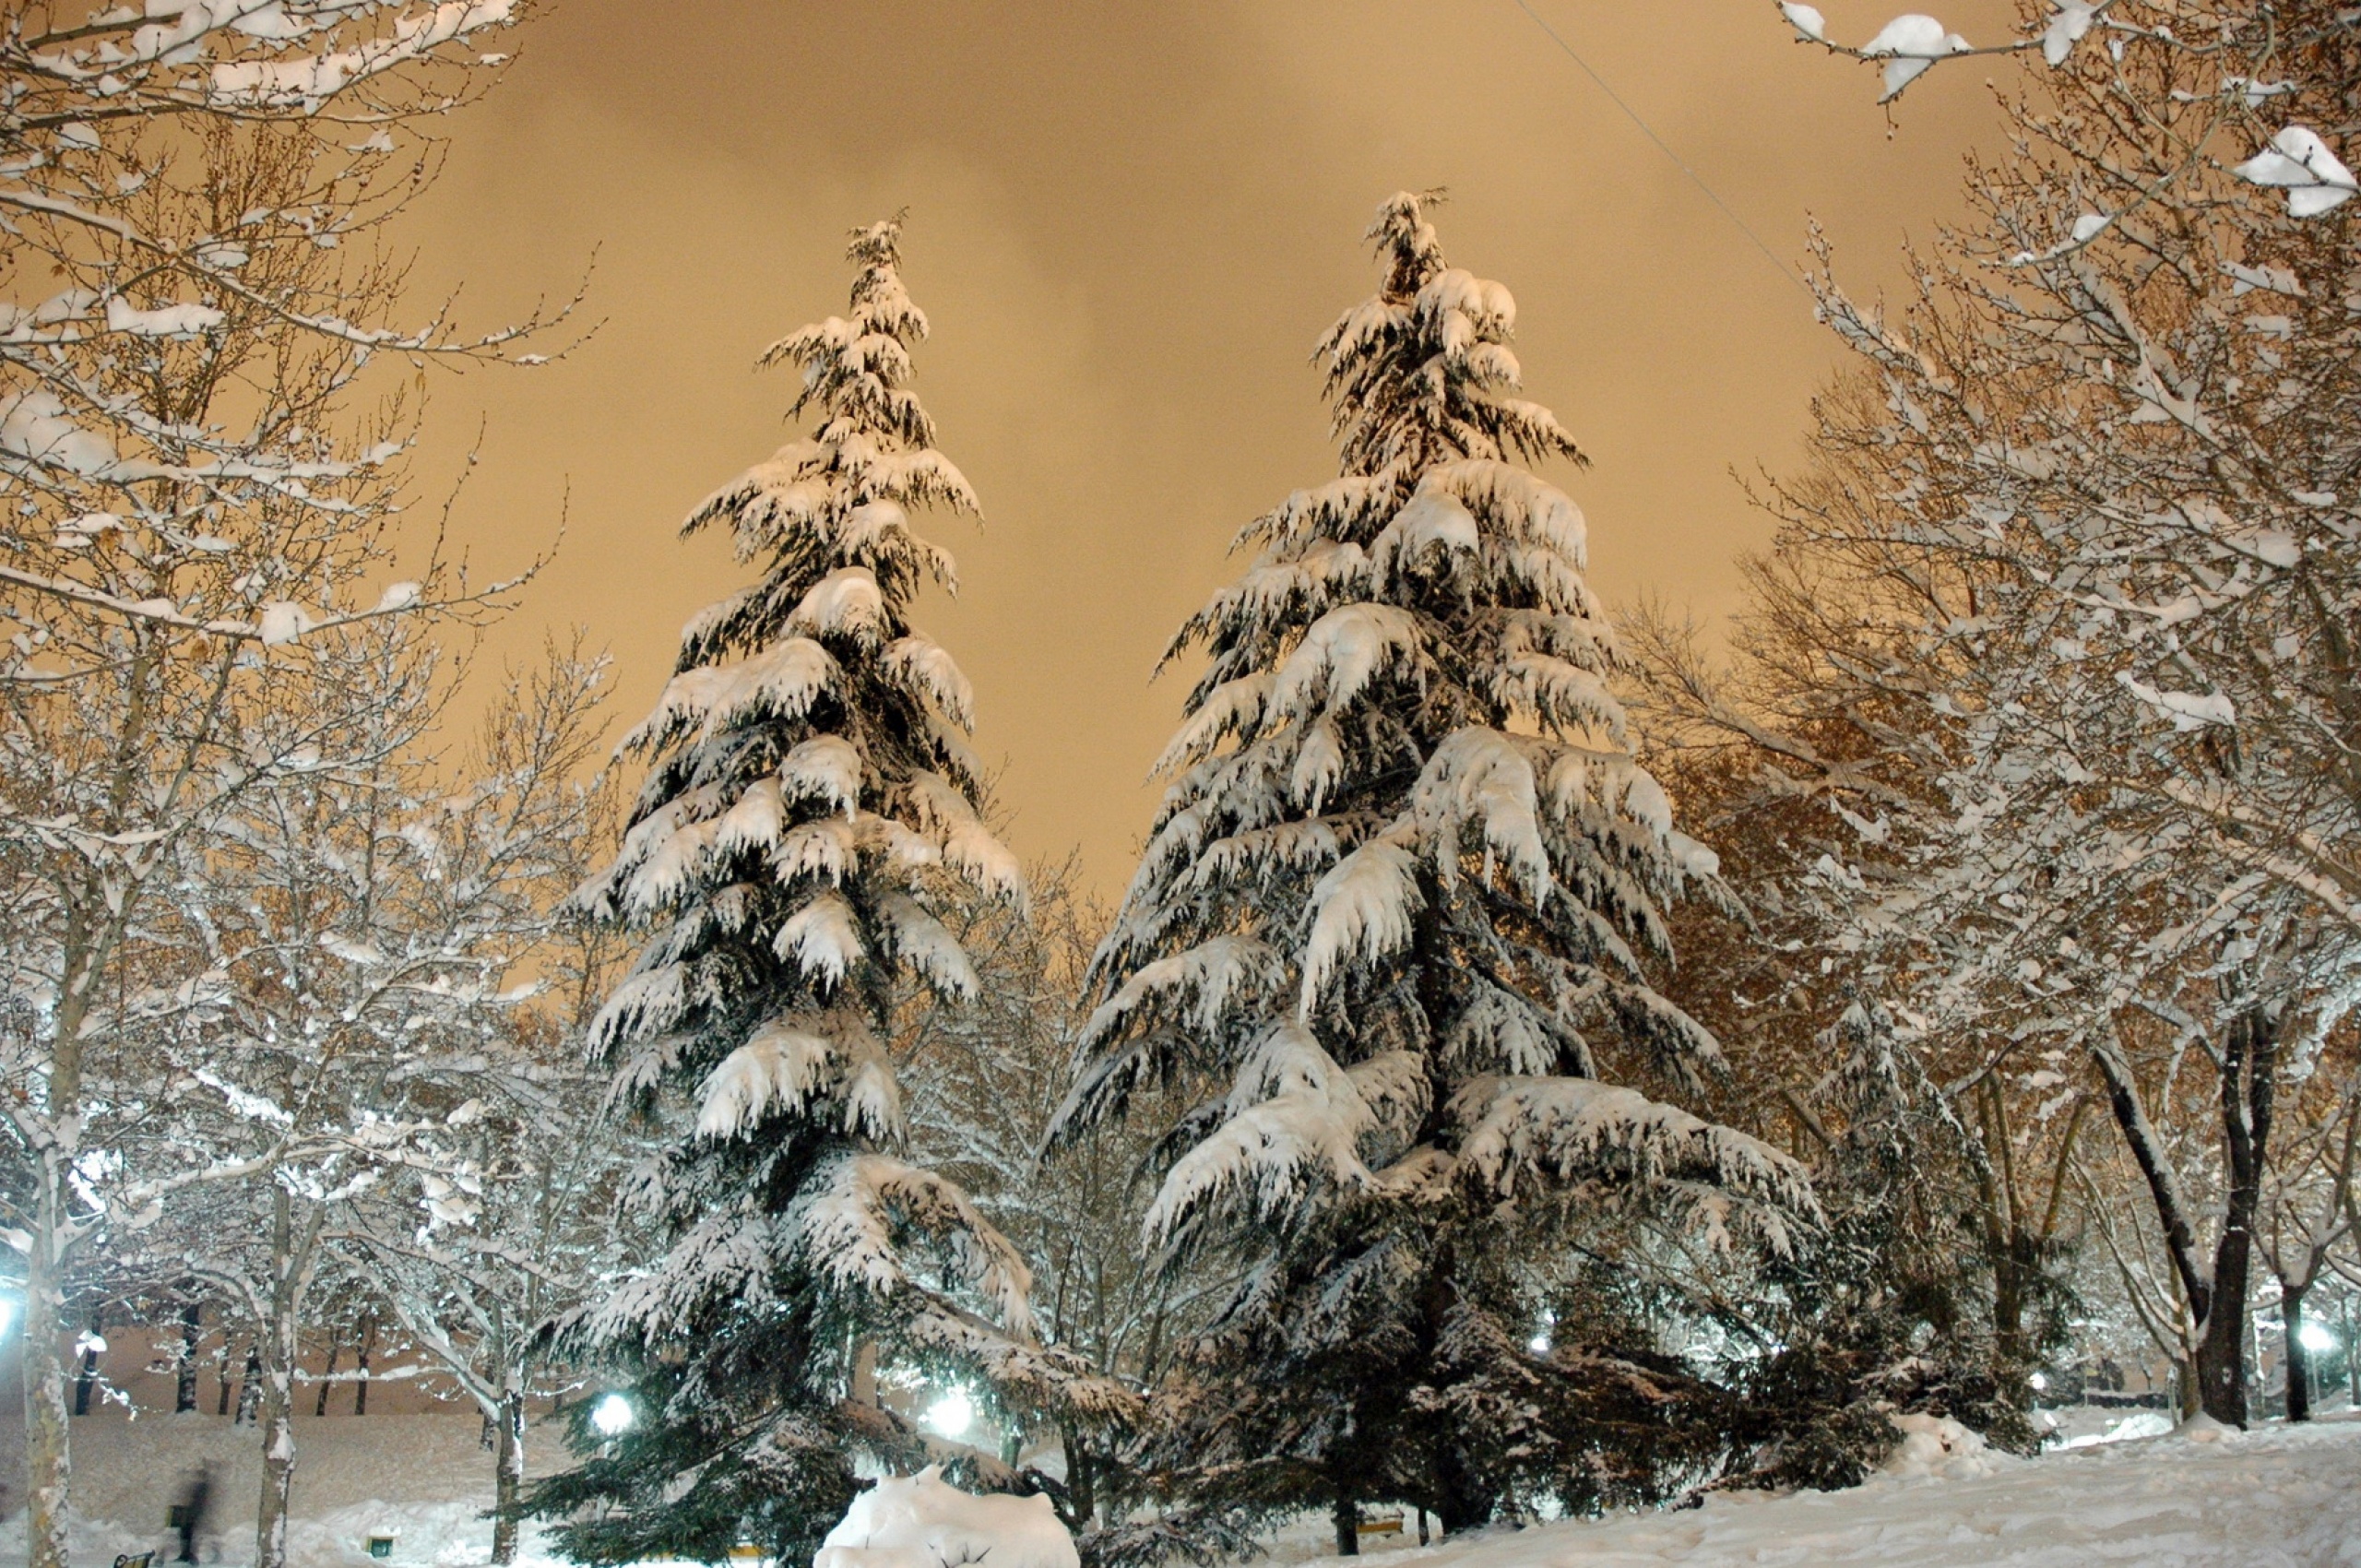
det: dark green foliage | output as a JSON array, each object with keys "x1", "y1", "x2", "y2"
[
  {"x1": 1714, "y1": 1002, "x2": 2064, "y2": 1491},
  {"x1": 524, "y1": 1369, "x2": 866, "y2": 1567},
  {"x1": 1130, "y1": 1209, "x2": 1730, "y2": 1540}
]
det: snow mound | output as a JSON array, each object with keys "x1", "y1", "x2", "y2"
[
  {"x1": 2176, "y1": 1411, "x2": 2238, "y2": 1443},
  {"x1": 2047, "y1": 1408, "x2": 2174, "y2": 1449},
  {"x1": 1264, "y1": 1413, "x2": 2361, "y2": 1568},
  {"x1": 814, "y1": 1467, "x2": 1076, "y2": 1568},
  {"x1": 1880, "y1": 1413, "x2": 2014, "y2": 1480}
]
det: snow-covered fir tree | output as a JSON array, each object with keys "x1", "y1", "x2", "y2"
[
  {"x1": 532, "y1": 218, "x2": 1124, "y2": 1566},
  {"x1": 1055, "y1": 193, "x2": 1814, "y2": 1542}
]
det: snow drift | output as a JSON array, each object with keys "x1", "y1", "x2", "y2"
[{"x1": 813, "y1": 1467, "x2": 1076, "y2": 1568}]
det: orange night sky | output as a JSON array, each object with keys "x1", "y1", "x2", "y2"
[{"x1": 397, "y1": 0, "x2": 2019, "y2": 894}]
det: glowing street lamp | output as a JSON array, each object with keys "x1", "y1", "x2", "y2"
[
  {"x1": 590, "y1": 1393, "x2": 635, "y2": 1439},
  {"x1": 925, "y1": 1389, "x2": 975, "y2": 1439},
  {"x1": 2299, "y1": 1320, "x2": 2338, "y2": 1354}
]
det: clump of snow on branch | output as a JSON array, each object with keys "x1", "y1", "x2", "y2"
[
  {"x1": 2234, "y1": 126, "x2": 2359, "y2": 217},
  {"x1": 1775, "y1": 0, "x2": 2361, "y2": 212},
  {"x1": 1861, "y1": 14, "x2": 1971, "y2": 101}
]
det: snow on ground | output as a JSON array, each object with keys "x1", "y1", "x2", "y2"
[
  {"x1": 0, "y1": 1411, "x2": 569, "y2": 1568},
  {"x1": 2038, "y1": 1403, "x2": 2177, "y2": 1448},
  {"x1": 6, "y1": 1409, "x2": 2360, "y2": 1568},
  {"x1": 1264, "y1": 1415, "x2": 2361, "y2": 1568}
]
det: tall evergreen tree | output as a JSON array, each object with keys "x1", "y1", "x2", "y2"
[
  {"x1": 1055, "y1": 193, "x2": 1813, "y2": 1540},
  {"x1": 531, "y1": 218, "x2": 1119, "y2": 1566}
]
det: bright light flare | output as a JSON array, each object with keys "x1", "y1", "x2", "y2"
[
  {"x1": 926, "y1": 1389, "x2": 975, "y2": 1438},
  {"x1": 590, "y1": 1393, "x2": 635, "y2": 1437},
  {"x1": 2300, "y1": 1320, "x2": 2339, "y2": 1353}
]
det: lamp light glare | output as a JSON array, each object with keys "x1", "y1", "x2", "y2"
[
  {"x1": 590, "y1": 1393, "x2": 635, "y2": 1438},
  {"x1": 2029, "y1": 1372, "x2": 2048, "y2": 1392},
  {"x1": 2300, "y1": 1320, "x2": 2339, "y2": 1353},
  {"x1": 926, "y1": 1389, "x2": 975, "y2": 1439}
]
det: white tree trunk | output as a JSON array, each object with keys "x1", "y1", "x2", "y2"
[
  {"x1": 21, "y1": 1191, "x2": 73, "y2": 1568},
  {"x1": 254, "y1": 1190, "x2": 314, "y2": 1568},
  {"x1": 492, "y1": 1380, "x2": 526, "y2": 1565},
  {"x1": 256, "y1": 1391, "x2": 298, "y2": 1568}
]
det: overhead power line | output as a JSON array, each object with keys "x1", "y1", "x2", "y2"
[{"x1": 1509, "y1": 0, "x2": 1818, "y2": 302}]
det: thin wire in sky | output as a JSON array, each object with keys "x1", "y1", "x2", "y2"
[{"x1": 1508, "y1": 0, "x2": 1818, "y2": 302}]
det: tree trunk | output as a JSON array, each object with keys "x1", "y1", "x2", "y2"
[
  {"x1": 1975, "y1": 1076, "x2": 2030, "y2": 1370},
  {"x1": 490, "y1": 1384, "x2": 526, "y2": 1565},
  {"x1": 314, "y1": 1338, "x2": 342, "y2": 1420},
  {"x1": 1059, "y1": 1423, "x2": 1097, "y2": 1532},
  {"x1": 235, "y1": 1343, "x2": 262, "y2": 1426},
  {"x1": 73, "y1": 1312, "x2": 101, "y2": 1416},
  {"x1": 2194, "y1": 1007, "x2": 2278, "y2": 1429},
  {"x1": 256, "y1": 1380, "x2": 298, "y2": 1568},
  {"x1": 2094, "y1": 1010, "x2": 2278, "y2": 1429},
  {"x1": 1332, "y1": 1486, "x2": 1358, "y2": 1557},
  {"x1": 353, "y1": 1318, "x2": 374, "y2": 1416},
  {"x1": 1989, "y1": 1095, "x2": 2089, "y2": 1382},
  {"x1": 2284, "y1": 1283, "x2": 2313, "y2": 1423},
  {"x1": 2191, "y1": 1225, "x2": 2250, "y2": 1426},
  {"x1": 1414, "y1": 1232, "x2": 1495, "y2": 1536},
  {"x1": 2092, "y1": 1037, "x2": 2210, "y2": 1323},
  {"x1": 850, "y1": 1338, "x2": 878, "y2": 1407},
  {"x1": 177, "y1": 1300, "x2": 204, "y2": 1414},
  {"x1": 255, "y1": 1188, "x2": 317, "y2": 1568},
  {"x1": 21, "y1": 1198, "x2": 74, "y2": 1568},
  {"x1": 1433, "y1": 1483, "x2": 1492, "y2": 1537}
]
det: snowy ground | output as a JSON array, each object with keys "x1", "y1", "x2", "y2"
[
  {"x1": 6, "y1": 1409, "x2": 2359, "y2": 1567},
  {"x1": 1266, "y1": 1415, "x2": 2361, "y2": 1568},
  {"x1": 0, "y1": 1411, "x2": 567, "y2": 1568}
]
